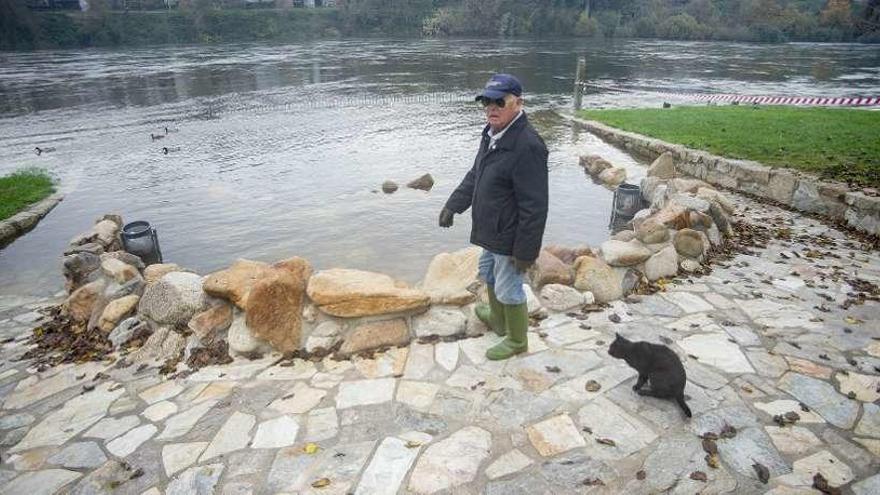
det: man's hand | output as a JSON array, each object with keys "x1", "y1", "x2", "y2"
[
  {"x1": 513, "y1": 257, "x2": 533, "y2": 273},
  {"x1": 439, "y1": 207, "x2": 454, "y2": 228}
]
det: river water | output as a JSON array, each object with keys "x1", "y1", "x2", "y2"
[{"x1": 1, "y1": 39, "x2": 878, "y2": 297}]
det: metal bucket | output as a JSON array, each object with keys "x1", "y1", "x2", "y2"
[{"x1": 121, "y1": 220, "x2": 163, "y2": 266}]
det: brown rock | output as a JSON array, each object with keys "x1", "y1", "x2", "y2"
[
  {"x1": 98, "y1": 295, "x2": 140, "y2": 332},
  {"x1": 653, "y1": 202, "x2": 691, "y2": 230},
  {"x1": 531, "y1": 249, "x2": 574, "y2": 288},
  {"x1": 63, "y1": 252, "x2": 102, "y2": 293},
  {"x1": 203, "y1": 259, "x2": 273, "y2": 308},
  {"x1": 636, "y1": 218, "x2": 669, "y2": 244},
  {"x1": 673, "y1": 229, "x2": 705, "y2": 259},
  {"x1": 64, "y1": 279, "x2": 106, "y2": 323},
  {"x1": 573, "y1": 255, "x2": 622, "y2": 303},
  {"x1": 100, "y1": 258, "x2": 139, "y2": 285},
  {"x1": 382, "y1": 181, "x2": 398, "y2": 194},
  {"x1": 544, "y1": 245, "x2": 593, "y2": 265},
  {"x1": 697, "y1": 187, "x2": 734, "y2": 214},
  {"x1": 92, "y1": 219, "x2": 120, "y2": 248},
  {"x1": 339, "y1": 318, "x2": 409, "y2": 356},
  {"x1": 647, "y1": 152, "x2": 676, "y2": 179},
  {"x1": 580, "y1": 155, "x2": 612, "y2": 175},
  {"x1": 689, "y1": 211, "x2": 714, "y2": 231},
  {"x1": 188, "y1": 304, "x2": 233, "y2": 344},
  {"x1": 245, "y1": 257, "x2": 312, "y2": 353},
  {"x1": 669, "y1": 178, "x2": 710, "y2": 194},
  {"x1": 307, "y1": 269, "x2": 430, "y2": 318},
  {"x1": 100, "y1": 252, "x2": 145, "y2": 271},
  {"x1": 144, "y1": 263, "x2": 184, "y2": 285},
  {"x1": 420, "y1": 247, "x2": 481, "y2": 305},
  {"x1": 406, "y1": 174, "x2": 434, "y2": 191}
]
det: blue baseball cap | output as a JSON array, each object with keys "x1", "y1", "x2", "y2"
[{"x1": 475, "y1": 73, "x2": 523, "y2": 101}]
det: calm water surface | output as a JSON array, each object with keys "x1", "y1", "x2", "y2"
[{"x1": 1, "y1": 39, "x2": 878, "y2": 296}]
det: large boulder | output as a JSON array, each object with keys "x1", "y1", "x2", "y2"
[
  {"x1": 697, "y1": 187, "x2": 734, "y2": 214},
  {"x1": 641, "y1": 176, "x2": 664, "y2": 204},
  {"x1": 636, "y1": 217, "x2": 669, "y2": 244},
  {"x1": 412, "y1": 306, "x2": 467, "y2": 338},
  {"x1": 574, "y1": 256, "x2": 622, "y2": 303},
  {"x1": 92, "y1": 220, "x2": 120, "y2": 249},
  {"x1": 64, "y1": 279, "x2": 106, "y2": 324},
  {"x1": 63, "y1": 252, "x2": 101, "y2": 293},
  {"x1": 708, "y1": 202, "x2": 734, "y2": 236},
  {"x1": 144, "y1": 263, "x2": 184, "y2": 285},
  {"x1": 203, "y1": 259, "x2": 273, "y2": 308},
  {"x1": 139, "y1": 272, "x2": 208, "y2": 327},
  {"x1": 188, "y1": 304, "x2": 233, "y2": 345},
  {"x1": 598, "y1": 167, "x2": 627, "y2": 187},
  {"x1": 611, "y1": 230, "x2": 637, "y2": 242},
  {"x1": 669, "y1": 178, "x2": 710, "y2": 195},
  {"x1": 544, "y1": 245, "x2": 593, "y2": 265},
  {"x1": 130, "y1": 326, "x2": 185, "y2": 365},
  {"x1": 100, "y1": 258, "x2": 140, "y2": 285},
  {"x1": 652, "y1": 202, "x2": 691, "y2": 230},
  {"x1": 531, "y1": 249, "x2": 574, "y2": 287},
  {"x1": 420, "y1": 247, "x2": 480, "y2": 305},
  {"x1": 644, "y1": 245, "x2": 679, "y2": 282},
  {"x1": 673, "y1": 229, "x2": 705, "y2": 259},
  {"x1": 540, "y1": 284, "x2": 591, "y2": 312},
  {"x1": 600, "y1": 240, "x2": 652, "y2": 267},
  {"x1": 101, "y1": 252, "x2": 145, "y2": 272},
  {"x1": 580, "y1": 155, "x2": 612, "y2": 175},
  {"x1": 689, "y1": 210, "x2": 714, "y2": 231},
  {"x1": 647, "y1": 152, "x2": 676, "y2": 179},
  {"x1": 307, "y1": 269, "x2": 430, "y2": 318},
  {"x1": 98, "y1": 295, "x2": 140, "y2": 333},
  {"x1": 339, "y1": 318, "x2": 409, "y2": 356},
  {"x1": 245, "y1": 257, "x2": 312, "y2": 353},
  {"x1": 669, "y1": 193, "x2": 711, "y2": 213},
  {"x1": 227, "y1": 311, "x2": 270, "y2": 356}
]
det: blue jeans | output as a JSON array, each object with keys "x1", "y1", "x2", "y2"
[{"x1": 478, "y1": 249, "x2": 527, "y2": 305}]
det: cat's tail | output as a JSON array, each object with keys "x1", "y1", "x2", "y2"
[{"x1": 676, "y1": 394, "x2": 692, "y2": 418}]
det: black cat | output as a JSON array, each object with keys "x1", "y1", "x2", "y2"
[{"x1": 608, "y1": 333, "x2": 692, "y2": 418}]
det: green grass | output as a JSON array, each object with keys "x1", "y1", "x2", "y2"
[
  {"x1": 577, "y1": 106, "x2": 880, "y2": 188},
  {"x1": 0, "y1": 169, "x2": 56, "y2": 222}
]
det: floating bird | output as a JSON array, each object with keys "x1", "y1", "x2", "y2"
[
  {"x1": 162, "y1": 147, "x2": 181, "y2": 155},
  {"x1": 164, "y1": 126, "x2": 179, "y2": 134},
  {"x1": 34, "y1": 146, "x2": 56, "y2": 155},
  {"x1": 150, "y1": 133, "x2": 165, "y2": 141}
]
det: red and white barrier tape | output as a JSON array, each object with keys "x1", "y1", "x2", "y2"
[{"x1": 582, "y1": 82, "x2": 880, "y2": 107}]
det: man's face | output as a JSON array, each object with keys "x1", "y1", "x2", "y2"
[{"x1": 484, "y1": 93, "x2": 523, "y2": 131}]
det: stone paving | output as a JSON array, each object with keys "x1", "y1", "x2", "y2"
[{"x1": 1, "y1": 191, "x2": 879, "y2": 495}]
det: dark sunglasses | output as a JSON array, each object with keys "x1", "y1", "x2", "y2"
[{"x1": 478, "y1": 96, "x2": 506, "y2": 108}]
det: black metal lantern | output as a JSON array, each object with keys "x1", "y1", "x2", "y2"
[{"x1": 121, "y1": 221, "x2": 163, "y2": 266}]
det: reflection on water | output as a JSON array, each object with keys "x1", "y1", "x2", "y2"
[{"x1": 0, "y1": 39, "x2": 877, "y2": 297}]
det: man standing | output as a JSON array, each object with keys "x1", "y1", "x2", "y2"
[{"x1": 439, "y1": 73, "x2": 549, "y2": 361}]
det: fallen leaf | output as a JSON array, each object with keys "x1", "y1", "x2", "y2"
[
  {"x1": 404, "y1": 441, "x2": 422, "y2": 449},
  {"x1": 752, "y1": 462, "x2": 770, "y2": 484},
  {"x1": 705, "y1": 454, "x2": 720, "y2": 469},
  {"x1": 584, "y1": 380, "x2": 601, "y2": 392},
  {"x1": 702, "y1": 438, "x2": 718, "y2": 455},
  {"x1": 581, "y1": 478, "x2": 605, "y2": 486},
  {"x1": 311, "y1": 478, "x2": 331, "y2": 489},
  {"x1": 608, "y1": 313, "x2": 621, "y2": 323},
  {"x1": 545, "y1": 366, "x2": 561, "y2": 373},
  {"x1": 596, "y1": 438, "x2": 616, "y2": 447},
  {"x1": 719, "y1": 424, "x2": 737, "y2": 439},
  {"x1": 636, "y1": 470, "x2": 646, "y2": 480},
  {"x1": 690, "y1": 471, "x2": 708, "y2": 482},
  {"x1": 812, "y1": 472, "x2": 842, "y2": 495},
  {"x1": 303, "y1": 443, "x2": 320, "y2": 454},
  {"x1": 701, "y1": 432, "x2": 719, "y2": 441}
]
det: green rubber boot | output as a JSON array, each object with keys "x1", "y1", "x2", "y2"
[
  {"x1": 475, "y1": 285, "x2": 506, "y2": 337},
  {"x1": 486, "y1": 302, "x2": 529, "y2": 361}
]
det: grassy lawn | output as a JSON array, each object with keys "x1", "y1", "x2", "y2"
[
  {"x1": 0, "y1": 169, "x2": 56, "y2": 222},
  {"x1": 577, "y1": 106, "x2": 880, "y2": 188}
]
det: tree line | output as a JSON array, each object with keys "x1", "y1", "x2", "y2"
[
  {"x1": 2, "y1": 0, "x2": 878, "y2": 50},
  {"x1": 342, "y1": 0, "x2": 880, "y2": 42}
]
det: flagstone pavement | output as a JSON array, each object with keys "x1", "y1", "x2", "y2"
[{"x1": 0, "y1": 191, "x2": 878, "y2": 495}]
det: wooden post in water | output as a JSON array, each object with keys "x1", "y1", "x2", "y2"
[{"x1": 573, "y1": 57, "x2": 586, "y2": 111}]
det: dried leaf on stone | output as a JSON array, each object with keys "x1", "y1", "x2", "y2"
[
  {"x1": 719, "y1": 424, "x2": 737, "y2": 439},
  {"x1": 303, "y1": 443, "x2": 320, "y2": 454},
  {"x1": 545, "y1": 366, "x2": 561, "y2": 373},
  {"x1": 584, "y1": 380, "x2": 601, "y2": 392},
  {"x1": 581, "y1": 478, "x2": 605, "y2": 486},
  {"x1": 700, "y1": 432, "x2": 719, "y2": 441},
  {"x1": 705, "y1": 454, "x2": 720, "y2": 469},
  {"x1": 689, "y1": 471, "x2": 708, "y2": 482},
  {"x1": 636, "y1": 470, "x2": 646, "y2": 480},
  {"x1": 311, "y1": 478, "x2": 331, "y2": 489},
  {"x1": 404, "y1": 441, "x2": 422, "y2": 449},
  {"x1": 752, "y1": 462, "x2": 770, "y2": 484},
  {"x1": 596, "y1": 438, "x2": 616, "y2": 447},
  {"x1": 702, "y1": 438, "x2": 718, "y2": 455},
  {"x1": 608, "y1": 313, "x2": 621, "y2": 323},
  {"x1": 812, "y1": 472, "x2": 842, "y2": 495}
]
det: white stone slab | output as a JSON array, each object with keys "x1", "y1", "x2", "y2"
[{"x1": 336, "y1": 378, "x2": 396, "y2": 409}]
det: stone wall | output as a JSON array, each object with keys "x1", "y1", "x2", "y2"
[
  {"x1": 0, "y1": 193, "x2": 64, "y2": 248},
  {"x1": 569, "y1": 117, "x2": 880, "y2": 237}
]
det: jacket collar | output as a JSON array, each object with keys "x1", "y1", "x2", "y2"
[{"x1": 482, "y1": 111, "x2": 529, "y2": 151}]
